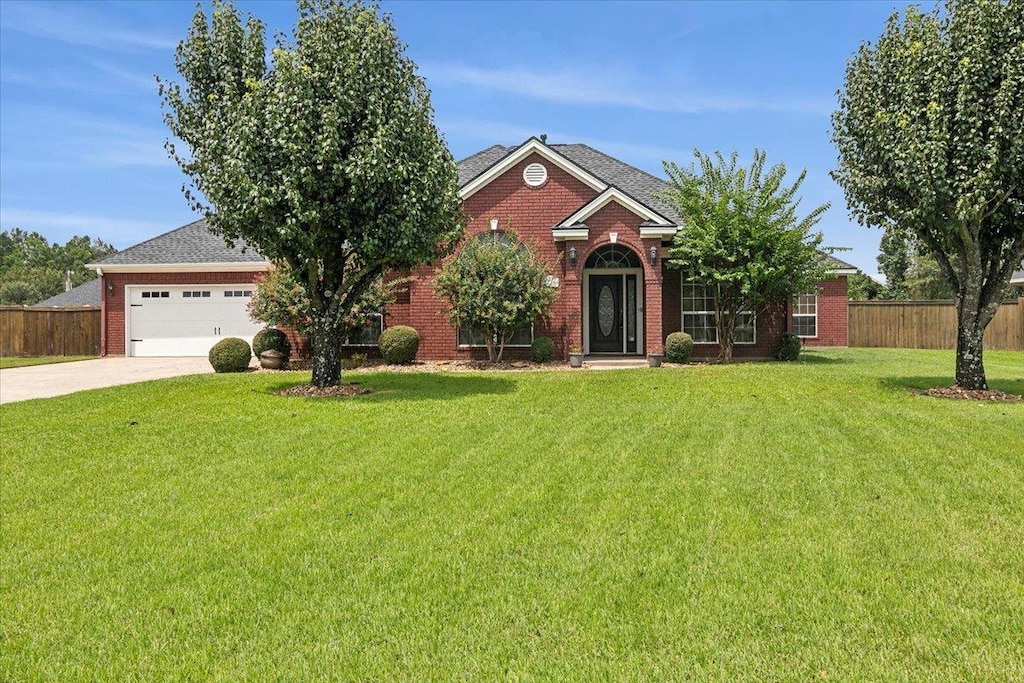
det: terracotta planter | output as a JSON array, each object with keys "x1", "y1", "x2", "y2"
[{"x1": 260, "y1": 349, "x2": 286, "y2": 370}]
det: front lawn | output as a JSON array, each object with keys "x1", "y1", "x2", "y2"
[
  {"x1": 0, "y1": 355, "x2": 96, "y2": 369},
  {"x1": 2, "y1": 348, "x2": 1022, "y2": 680}
]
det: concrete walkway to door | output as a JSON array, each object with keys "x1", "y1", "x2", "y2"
[{"x1": 0, "y1": 357, "x2": 218, "y2": 405}]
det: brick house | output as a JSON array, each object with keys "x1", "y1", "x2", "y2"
[{"x1": 90, "y1": 137, "x2": 856, "y2": 359}]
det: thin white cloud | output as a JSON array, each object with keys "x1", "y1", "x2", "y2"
[
  {"x1": 0, "y1": 208, "x2": 173, "y2": 246},
  {"x1": 0, "y1": 2, "x2": 176, "y2": 52},
  {"x1": 0, "y1": 60, "x2": 157, "y2": 96},
  {"x1": 425, "y1": 63, "x2": 831, "y2": 116},
  {"x1": 4, "y1": 106, "x2": 171, "y2": 169}
]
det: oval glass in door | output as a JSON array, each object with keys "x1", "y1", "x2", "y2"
[{"x1": 598, "y1": 284, "x2": 615, "y2": 336}]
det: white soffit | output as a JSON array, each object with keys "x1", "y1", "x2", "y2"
[
  {"x1": 551, "y1": 228, "x2": 590, "y2": 242},
  {"x1": 558, "y1": 187, "x2": 674, "y2": 228},
  {"x1": 89, "y1": 262, "x2": 271, "y2": 274},
  {"x1": 459, "y1": 138, "x2": 607, "y2": 200}
]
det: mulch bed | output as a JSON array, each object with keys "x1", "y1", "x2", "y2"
[
  {"x1": 276, "y1": 383, "x2": 371, "y2": 398},
  {"x1": 916, "y1": 386, "x2": 1021, "y2": 402}
]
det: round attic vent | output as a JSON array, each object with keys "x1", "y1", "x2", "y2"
[{"x1": 523, "y1": 162, "x2": 548, "y2": 187}]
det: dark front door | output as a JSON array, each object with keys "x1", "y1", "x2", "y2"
[{"x1": 589, "y1": 275, "x2": 623, "y2": 353}]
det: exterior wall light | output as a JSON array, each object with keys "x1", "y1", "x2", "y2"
[
  {"x1": 489, "y1": 218, "x2": 499, "y2": 231},
  {"x1": 568, "y1": 246, "x2": 577, "y2": 268},
  {"x1": 649, "y1": 245, "x2": 658, "y2": 266},
  {"x1": 107, "y1": 280, "x2": 114, "y2": 294}
]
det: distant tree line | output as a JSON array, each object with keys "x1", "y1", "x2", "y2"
[{"x1": 0, "y1": 229, "x2": 116, "y2": 305}]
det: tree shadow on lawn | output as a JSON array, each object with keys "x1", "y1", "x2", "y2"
[
  {"x1": 796, "y1": 353, "x2": 853, "y2": 365},
  {"x1": 881, "y1": 375, "x2": 1024, "y2": 396},
  {"x1": 265, "y1": 372, "x2": 517, "y2": 402}
]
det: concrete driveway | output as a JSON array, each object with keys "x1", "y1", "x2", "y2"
[{"x1": 0, "y1": 357, "x2": 218, "y2": 405}]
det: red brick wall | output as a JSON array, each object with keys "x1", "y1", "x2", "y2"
[
  {"x1": 389, "y1": 153, "x2": 677, "y2": 360},
  {"x1": 657, "y1": 274, "x2": 849, "y2": 358},
  {"x1": 392, "y1": 152, "x2": 607, "y2": 360},
  {"x1": 800, "y1": 276, "x2": 848, "y2": 346},
  {"x1": 100, "y1": 271, "x2": 264, "y2": 356}
]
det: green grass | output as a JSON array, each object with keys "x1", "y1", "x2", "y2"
[
  {"x1": 0, "y1": 355, "x2": 96, "y2": 369},
  {"x1": 2, "y1": 348, "x2": 1022, "y2": 681}
]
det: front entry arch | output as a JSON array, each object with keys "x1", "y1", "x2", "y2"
[{"x1": 582, "y1": 245, "x2": 644, "y2": 355}]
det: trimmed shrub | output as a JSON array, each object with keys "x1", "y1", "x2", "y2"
[
  {"x1": 776, "y1": 333, "x2": 802, "y2": 361},
  {"x1": 531, "y1": 336, "x2": 555, "y2": 363},
  {"x1": 209, "y1": 337, "x2": 252, "y2": 373},
  {"x1": 341, "y1": 353, "x2": 367, "y2": 370},
  {"x1": 252, "y1": 328, "x2": 292, "y2": 359},
  {"x1": 665, "y1": 332, "x2": 694, "y2": 363},
  {"x1": 378, "y1": 325, "x2": 419, "y2": 364}
]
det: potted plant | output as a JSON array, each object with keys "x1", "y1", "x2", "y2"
[
  {"x1": 568, "y1": 345, "x2": 584, "y2": 368},
  {"x1": 259, "y1": 349, "x2": 286, "y2": 370},
  {"x1": 648, "y1": 346, "x2": 664, "y2": 368}
]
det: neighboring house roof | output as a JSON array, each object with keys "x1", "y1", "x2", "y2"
[
  {"x1": 824, "y1": 253, "x2": 858, "y2": 273},
  {"x1": 89, "y1": 219, "x2": 269, "y2": 272},
  {"x1": 1011, "y1": 269, "x2": 1024, "y2": 285},
  {"x1": 35, "y1": 279, "x2": 101, "y2": 307}
]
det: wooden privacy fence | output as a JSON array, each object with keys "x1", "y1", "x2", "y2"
[
  {"x1": 0, "y1": 306, "x2": 101, "y2": 357},
  {"x1": 849, "y1": 299, "x2": 1024, "y2": 351}
]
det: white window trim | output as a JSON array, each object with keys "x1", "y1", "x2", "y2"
[
  {"x1": 680, "y1": 283, "x2": 756, "y2": 345},
  {"x1": 457, "y1": 324, "x2": 534, "y2": 348},
  {"x1": 344, "y1": 313, "x2": 384, "y2": 346},
  {"x1": 793, "y1": 293, "x2": 818, "y2": 339}
]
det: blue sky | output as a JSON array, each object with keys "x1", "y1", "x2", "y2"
[{"x1": 0, "y1": 0, "x2": 921, "y2": 279}]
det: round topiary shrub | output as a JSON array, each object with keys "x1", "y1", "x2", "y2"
[
  {"x1": 665, "y1": 332, "x2": 694, "y2": 363},
  {"x1": 378, "y1": 325, "x2": 419, "y2": 364},
  {"x1": 531, "y1": 336, "x2": 555, "y2": 363},
  {"x1": 252, "y1": 328, "x2": 291, "y2": 359},
  {"x1": 776, "y1": 333, "x2": 802, "y2": 361},
  {"x1": 209, "y1": 337, "x2": 252, "y2": 373}
]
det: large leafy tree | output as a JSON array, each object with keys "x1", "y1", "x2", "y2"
[
  {"x1": 159, "y1": 0, "x2": 463, "y2": 386},
  {"x1": 0, "y1": 229, "x2": 115, "y2": 305},
  {"x1": 661, "y1": 150, "x2": 833, "y2": 362},
  {"x1": 832, "y1": 0, "x2": 1024, "y2": 389},
  {"x1": 435, "y1": 233, "x2": 557, "y2": 362},
  {"x1": 248, "y1": 263, "x2": 407, "y2": 340}
]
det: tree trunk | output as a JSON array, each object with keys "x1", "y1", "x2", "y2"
[
  {"x1": 953, "y1": 272, "x2": 996, "y2": 391},
  {"x1": 310, "y1": 310, "x2": 344, "y2": 387},
  {"x1": 955, "y1": 317, "x2": 987, "y2": 390}
]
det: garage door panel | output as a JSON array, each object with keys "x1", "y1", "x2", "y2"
[{"x1": 128, "y1": 284, "x2": 263, "y2": 357}]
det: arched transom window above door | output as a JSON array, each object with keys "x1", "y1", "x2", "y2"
[{"x1": 585, "y1": 244, "x2": 641, "y2": 269}]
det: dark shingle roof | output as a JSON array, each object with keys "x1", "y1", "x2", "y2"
[
  {"x1": 552, "y1": 144, "x2": 681, "y2": 224},
  {"x1": 457, "y1": 145, "x2": 508, "y2": 186},
  {"x1": 35, "y1": 279, "x2": 101, "y2": 307},
  {"x1": 456, "y1": 142, "x2": 682, "y2": 225},
  {"x1": 824, "y1": 253, "x2": 858, "y2": 271},
  {"x1": 93, "y1": 219, "x2": 266, "y2": 266}
]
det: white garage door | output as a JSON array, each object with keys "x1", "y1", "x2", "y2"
[{"x1": 127, "y1": 285, "x2": 264, "y2": 357}]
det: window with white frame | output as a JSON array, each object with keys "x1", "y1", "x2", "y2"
[
  {"x1": 681, "y1": 283, "x2": 755, "y2": 344},
  {"x1": 793, "y1": 293, "x2": 817, "y2": 337},
  {"x1": 345, "y1": 313, "x2": 383, "y2": 346},
  {"x1": 458, "y1": 323, "x2": 533, "y2": 348}
]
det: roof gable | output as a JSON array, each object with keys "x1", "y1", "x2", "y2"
[
  {"x1": 458, "y1": 137, "x2": 607, "y2": 200},
  {"x1": 557, "y1": 186, "x2": 676, "y2": 229},
  {"x1": 455, "y1": 139, "x2": 683, "y2": 226}
]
